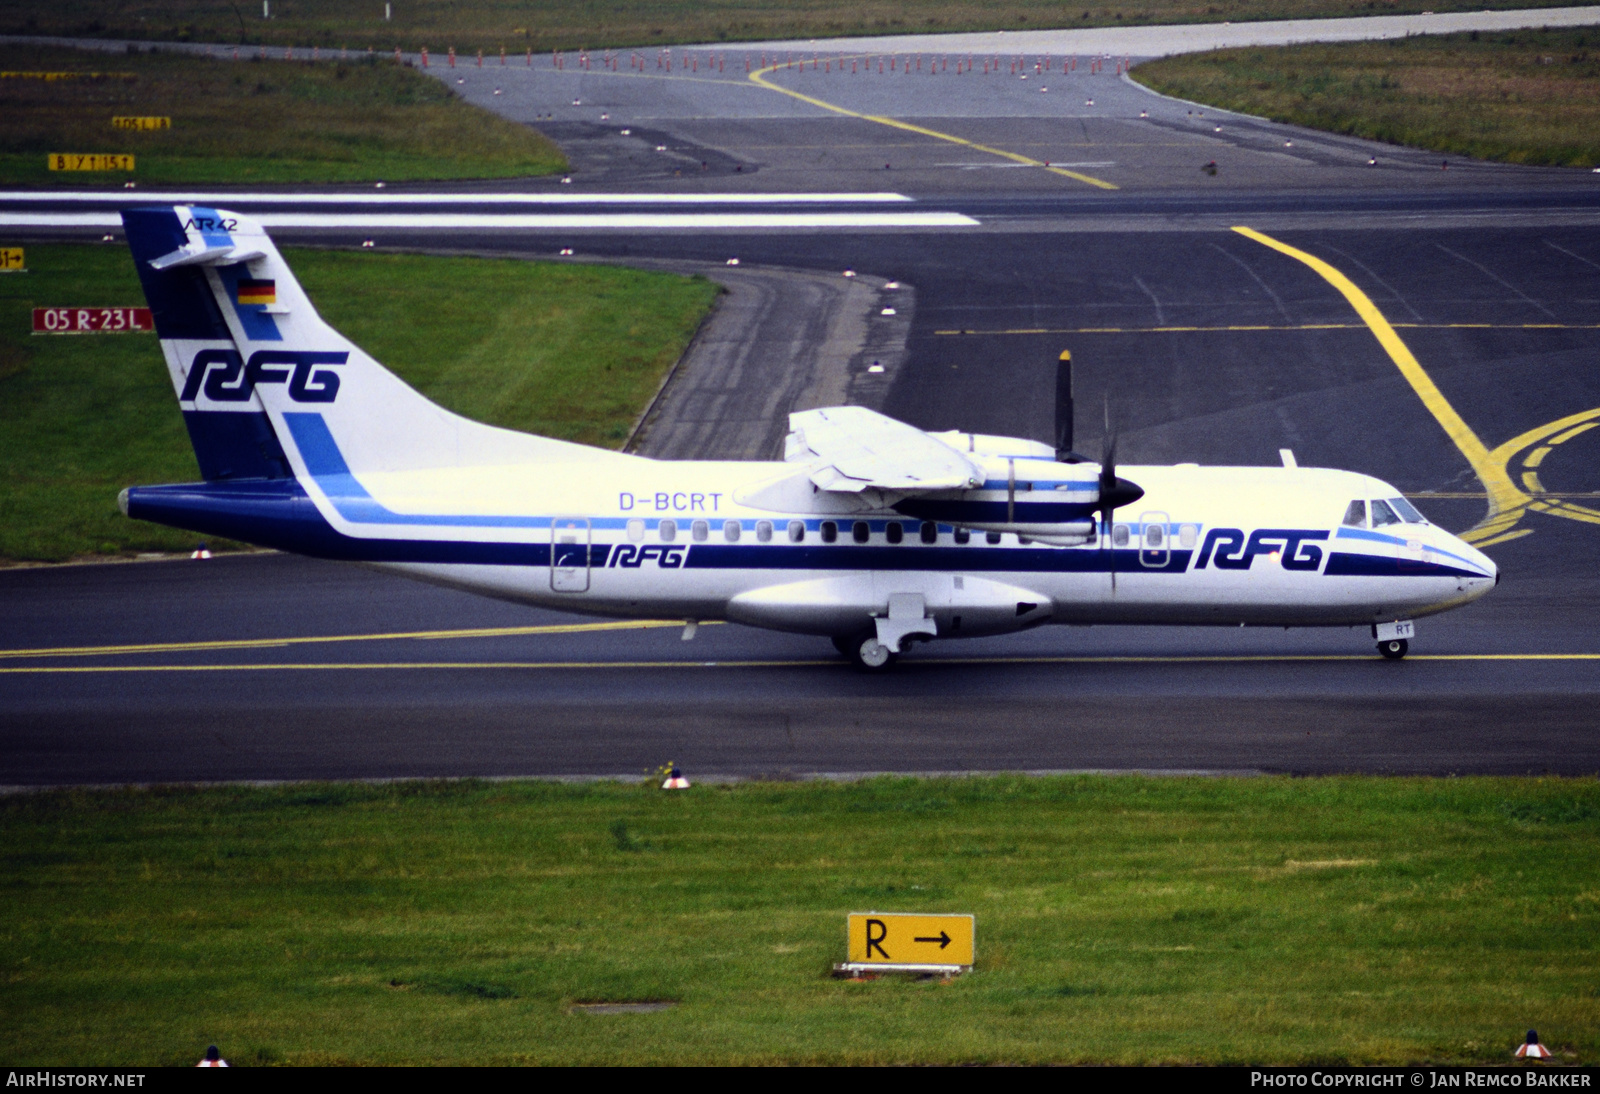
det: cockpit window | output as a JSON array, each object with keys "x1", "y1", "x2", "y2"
[
  {"x1": 1342, "y1": 500, "x2": 1367, "y2": 528},
  {"x1": 1369, "y1": 499, "x2": 1402, "y2": 527},
  {"x1": 1388, "y1": 496, "x2": 1427, "y2": 524}
]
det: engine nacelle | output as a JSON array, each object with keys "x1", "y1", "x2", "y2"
[{"x1": 896, "y1": 433, "x2": 1106, "y2": 540}]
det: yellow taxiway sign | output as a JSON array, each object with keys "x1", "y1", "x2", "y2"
[{"x1": 847, "y1": 912, "x2": 974, "y2": 968}]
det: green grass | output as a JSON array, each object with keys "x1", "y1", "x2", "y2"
[
  {"x1": 0, "y1": 244, "x2": 718, "y2": 562},
  {"x1": 1132, "y1": 29, "x2": 1600, "y2": 168},
  {"x1": 1, "y1": 775, "x2": 1596, "y2": 1065},
  {"x1": 0, "y1": 0, "x2": 1574, "y2": 54},
  {"x1": 0, "y1": 43, "x2": 564, "y2": 185}
]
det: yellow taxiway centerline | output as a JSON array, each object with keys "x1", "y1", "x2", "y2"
[
  {"x1": 1489, "y1": 408, "x2": 1600, "y2": 531},
  {"x1": 1232, "y1": 226, "x2": 1532, "y2": 544},
  {"x1": 1, "y1": 653, "x2": 1596, "y2": 673},
  {"x1": 747, "y1": 64, "x2": 1118, "y2": 191},
  {"x1": 935, "y1": 322, "x2": 1600, "y2": 336},
  {"x1": 0, "y1": 618, "x2": 716, "y2": 661}
]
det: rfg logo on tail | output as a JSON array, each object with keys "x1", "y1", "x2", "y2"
[{"x1": 179, "y1": 350, "x2": 347, "y2": 404}]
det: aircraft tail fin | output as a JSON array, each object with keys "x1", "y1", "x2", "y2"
[{"x1": 122, "y1": 205, "x2": 625, "y2": 484}]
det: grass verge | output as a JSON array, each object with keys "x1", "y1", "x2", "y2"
[
  {"x1": 0, "y1": 243, "x2": 718, "y2": 561},
  {"x1": 0, "y1": 0, "x2": 1574, "y2": 54},
  {"x1": 1132, "y1": 29, "x2": 1600, "y2": 168},
  {"x1": 0, "y1": 43, "x2": 564, "y2": 185},
  {"x1": 1, "y1": 775, "x2": 1596, "y2": 1065}
]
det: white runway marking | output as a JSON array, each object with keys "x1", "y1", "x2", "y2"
[{"x1": 0, "y1": 210, "x2": 979, "y2": 229}]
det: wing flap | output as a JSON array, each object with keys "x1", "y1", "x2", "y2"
[{"x1": 787, "y1": 406, "x2": 982, "y2": 493}]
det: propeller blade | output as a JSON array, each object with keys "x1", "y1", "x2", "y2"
[
  {"x1": 1094, "y1": 403, "x2": 1146, "y2": 592},
  {"x1": 1054, "y1": 350, "x2": 1075, "y2": 461},
  {"x1": 1100, "y1": 399, "x2": 1115, "y2": 591}
]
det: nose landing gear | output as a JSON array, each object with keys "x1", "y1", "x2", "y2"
[
  {"x1": 1377, "y1": 638, "x2": 1409, "y2": 660},
  {"x1": 1373, "y1": 620, "x2": 1414, "y2": 660}
]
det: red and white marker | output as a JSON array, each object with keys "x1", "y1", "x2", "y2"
[{"x1": 1515, "y1": 1030, "x2": 1552, "y2": 1059}]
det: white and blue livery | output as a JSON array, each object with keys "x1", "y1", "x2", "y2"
[{"x1": 117, "y1": 206, "x2": 1498, "y2": 668}]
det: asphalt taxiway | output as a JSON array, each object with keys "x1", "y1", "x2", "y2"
[{"x1": 1, "y1": 16, "x2": 1598, "y2": 783}]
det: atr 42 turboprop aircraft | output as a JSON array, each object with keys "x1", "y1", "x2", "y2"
[{"x1": 117, "y1": 206, "x2": 1498, "y2": 669}]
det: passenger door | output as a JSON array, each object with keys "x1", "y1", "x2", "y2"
[
  {"x1": 1139, "y1": 511, "x2": 1170, "y2": 569},
  {"x1": 550, "y1": 517, "x2": 591, "y2": 592}
]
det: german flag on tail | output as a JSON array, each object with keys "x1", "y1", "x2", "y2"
[{"x1": 237, "y1": 279, "x2": 276, "y2": 306}]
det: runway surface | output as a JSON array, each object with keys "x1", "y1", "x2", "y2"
[{"x1": 2, "y1": 20, "x2": 1599, "y2": 783}]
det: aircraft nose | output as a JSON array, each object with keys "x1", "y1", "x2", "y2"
[{"x1": 1454, "y1": 534, "x2": 1498, "y2": 589}]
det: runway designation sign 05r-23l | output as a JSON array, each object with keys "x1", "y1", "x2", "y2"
[{"x1": 848, "y1": 913, "x2": 975, "y2": 967}]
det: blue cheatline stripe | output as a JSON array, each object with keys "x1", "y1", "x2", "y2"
[
  {"x1": 283, "y1": 412, "x2": 562, "y2": 529},
  {"x1": 164, "y1": 416, "x2": 1484, "y2": 579},
  {"x1": 126, "y1": 478, "x2": 1480, "y2": 581},
  {"x1": 1335, "y1": 526, "x2": 1487, "y2": 573},
  {"x1": 681, "y1": 544, "x2": 1194, "y2": 574},
  {"x1": 1323, "y1": 552, "x2": 1485, "y2": 579},
  {"x1": 123, "y1": 479, "x2": 565, "y2": 566},
  {"x1": 1337, "y1": 525, "x2": 1412, "y2": 547}
]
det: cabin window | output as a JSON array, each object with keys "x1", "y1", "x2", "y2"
[
  {"x1": 954, "y1": 529, "x2": 970, "y2": 545},
  {"x1": 853, "y1": 521, "x2": 870, "y2": 543},
  {"x1": 788, "y1": 520, "x2": 805, "y2": 543},
  {"x1": 920, "y1": 521, "x2": 938, "y2": 544},
  {"x1": 1144, "y1": 523, "x2": 1164, "y2": 548},
  {"x1": 692, "y1": 520, "x2": 709, "y2": 541},
  {"x1": 659, "y1": 519, "x2": 677, "y2": 542},
  {"x1": 1389, "y1": 496, "x2": 1428, "y2": 524},
  {"x1": 756, "y1": 520, "x2": 773, "y2": 542},
  {"x1": 886, "y1": 522, "x2": 903, "y2": 544},
  {"x1": 986, "y1": 531, "x2": 1003, "y2": 545},
  {"x1": 627, "y1": 519, "x2": 646, "y2": 543},
  {"x1": 821, "y1": 521, "x2": 838, "y2": 543},
  {"x1": 1369, "y1": 499, "x2": 1402, "y2": 528},
  {"x1": 1178, "y1": 524, "x2": 1198, "y2": 549},
  {"x1": 1342, "y1": 500, "x2": 1367, "y2": 528},
  {"x1": 1112, "y1": 524, "x2": 1130, "y2": 547},
  {"x1": 723, "y1": 520, "x2": 740, "y2": 542}
]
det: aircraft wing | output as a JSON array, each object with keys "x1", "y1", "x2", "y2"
[{"x1": 785, "y1": 406, "x2": 984, "y2": 494}]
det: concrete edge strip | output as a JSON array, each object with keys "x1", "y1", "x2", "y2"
[
  {"x1": 0, "y1": 769, "x2": 1269, "y2": 794},
  {"x1": 11, "y1": 8, "x2": 1600, "y2": 62},
  {"x1": 1117, "y1": 70, "x2": 1271, "y2": 123}
]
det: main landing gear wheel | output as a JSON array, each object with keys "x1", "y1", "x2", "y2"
[
  {"x1": 1377, "y1": 638, "x2": 1409, "y2": 660},
  {"x1": 841, "y1": 630, "x2": 897, "y2": 672}
]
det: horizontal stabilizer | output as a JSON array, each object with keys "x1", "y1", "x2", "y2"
[
  {"x1": 149, "y1": 240, "x2": 266, "y2": 270},
  {"x1": 786, "y1": 406, "x2": 982, "y2": 494}
]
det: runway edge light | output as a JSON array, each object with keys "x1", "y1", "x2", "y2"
[
  {"x1": 835, "y1": 912, "x2": 974, "y2": 979},
  {"x1": 661, "y1": 764, "x2": 690, "y2": 790}
]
